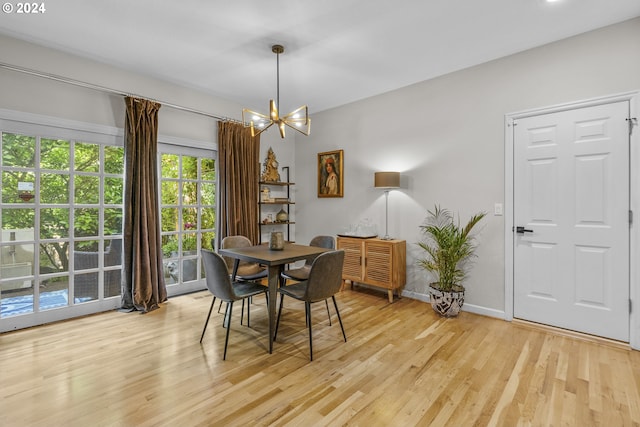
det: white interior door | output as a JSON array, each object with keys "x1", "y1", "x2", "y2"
[{"x1": 513, "y1": 101, "x2": 630, "y2": 341}]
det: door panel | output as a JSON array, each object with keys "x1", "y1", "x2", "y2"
[{"x1": 513, "y1": 101, "x2": 629, "y2": 341}]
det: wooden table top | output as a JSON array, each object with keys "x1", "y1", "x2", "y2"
[{"x1": 219, "y1": 243, "x2": 330, "y2": 266}]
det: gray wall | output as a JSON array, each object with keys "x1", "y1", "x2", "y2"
[{"x1": 294, "y1": 17, "x2": 640, "y2": 316}]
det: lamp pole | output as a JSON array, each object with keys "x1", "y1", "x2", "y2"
[
  {"x1": 374, "y1": 171, "x2": 400, "y2": 241},
  {"x1": 383, "y1": 190, "x2": 391, "y2": 240}
]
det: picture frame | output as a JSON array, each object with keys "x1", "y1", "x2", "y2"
[{"x1": 318, "y1": 149, "x2": 344, "y2": 198}]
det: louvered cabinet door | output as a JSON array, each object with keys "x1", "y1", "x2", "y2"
[
  {"x1": 336, "y1": 236, "x2": 406, "y2": 303},
  {"x1": 337, "y1": 237, "x2": 363, "y2": 282},
  {"x1": 363, "y1": 241, "x2": 393, "y2": 286}
]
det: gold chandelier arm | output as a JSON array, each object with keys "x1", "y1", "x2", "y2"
[
  {"x1": 242, "y1": 108, "x2": 274, "y2": 137},
  {"x1": 282, "y1": 105, "x2": 311, "y2": 136}
]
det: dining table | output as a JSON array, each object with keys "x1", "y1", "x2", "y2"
[{"x1": 218, "y1": 242, "x2": 331, "y2": 354}]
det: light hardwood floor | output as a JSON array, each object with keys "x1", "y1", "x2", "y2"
[{"x1": 1, "y1": 287, "x2": 639, "y2": 426}]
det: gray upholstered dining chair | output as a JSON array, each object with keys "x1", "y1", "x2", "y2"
[
  {"x1": 219, "y1": 235, "x2": 268, "y2": 281},
  {"x1": 274, "y1": 250, "x2": 347, "y2": 361},
  {"x1": 217, "y1": 235, "x2": 268, "y2": 315},
  {"x1": 199, "y1": 249, "x2": 268, "y2": 360},
  {"x1": 281, "y1": 235, "x2": 334, "y2": 323}
]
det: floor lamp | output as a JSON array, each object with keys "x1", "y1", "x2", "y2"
[{"x1": 374, "y1": 172, "x2": 400, "y2": 240}]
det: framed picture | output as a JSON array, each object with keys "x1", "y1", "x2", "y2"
[{"x1": 318, "y1": 149, "x2": 344, "y2": 198}]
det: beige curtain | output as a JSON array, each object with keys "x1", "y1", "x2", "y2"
[
  {"x1": 218, "y1": 121, "x2": 261, "y2": 246},
  {"x1": 121, "y1": 96, "x2": 167, "y2": 312}
]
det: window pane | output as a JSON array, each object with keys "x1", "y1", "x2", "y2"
[
  {"x1": 104, "y1": 178, "x2": 123, "y2": 204},
  {"x1": 183, "y1": 233, "x2": 197, "y2": 252},
  {"x1": 41, "y1": 208, "x2": 70, "y2": 239},
  {"x1": 161, "y1": 181, "x2": 178, "y2": 205},
  {"x1": 182, "y1": 208, "x2": 197, "y2": 230},
  {"x1": 74, "y1": 240, "x2": 99, "y2": 270},
  {"x1": 201, "y1": 183, "x2": 215, "y2": 206},
  {"x1": 201, "y1": 208, "x2": 215, "y2": 230},
  {"x1": 40, "y1": 139, "x2": 70, "y2": 170},
  {"x1": 104, "y1": 146, "x2": 124, "y2": 174},
  {"x1": 182, "y1": 258, "x2": 197, "y2": 282},
  {"x1": 39, "y1": 242, "x2": 69, "y2": 274},
  {"x1": 74, "y1": 272, "x2": 98, "y2": 300},
  {"x1": 41, "y1": 173, "x2": 69, "y2": 203},
  {"x1": 2, "y1": 208, "x2": 35, "y2": 232},
  {"x1": 161, "y1": 208, "x2": 178, "y2": 232},
  {"x1": 161, "y1": 154, "x2": 179, "y2": 178},
  {"x1": 104, "y1": 208, "x2": 122, "y2": 235},
  {"x1": 183, "y1": 156, "x2": 198, "y2": 180},
  {"x1": 74, "y1": 209, "x2": 99, "y2": 237},
  {"x1": 74, "y1": 142, "x2": 99, "y2": 172},
  {"x1": 2, "y1": 132, "x2": 35, "y2": 168},
  {"x1": 75, "y1": 175, "x2": 100, "y2": 204},
  {"x1": 162, "y1": 234, "x2": 178, "y2": 258},
  {"x1": 105, "y1": 269, "x2": 121, "y2": 297},
  {"x1": 201, "y1": 231, "x2": 215, "y2": 250},
  {"x1": 0, "y1": 242, "x2": 34, "y2": 283},
  {"x1": 104, "y1": 239, "x2": 122, "y2": 267},
  {"x1": 1, "y1": 242, "x2": 34, "y2": 263},
  {"x1": 201, "y1": 158, "x2": 215, "y2": 181},
  {"x1": 182, "y1": 182, "x2": 197, "y2": 205},
  {"x1": 2, "y1": 171, "x2": 35, "y2": 203}
]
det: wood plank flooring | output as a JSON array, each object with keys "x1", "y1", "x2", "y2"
[{"x1": 1, "y1": 287, "x2": 639, "y2": 426}]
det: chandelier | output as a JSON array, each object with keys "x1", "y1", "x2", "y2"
[{"x1": 242, "y1": 44, "x2": 310, "y2": 138}]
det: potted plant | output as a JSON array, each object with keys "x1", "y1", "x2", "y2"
[{"x1": 417, "y1": 205, "x2": 486, "y2": 317}]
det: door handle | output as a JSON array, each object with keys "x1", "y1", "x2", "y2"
[{"x1": 515, "y1": 226, "x2": 533, "y2": 234}]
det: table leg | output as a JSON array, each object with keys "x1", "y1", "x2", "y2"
[{"x1": 267, "y1": 265, "x2": 280, "y2": 354}]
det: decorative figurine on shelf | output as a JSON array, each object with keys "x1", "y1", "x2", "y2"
[
  {"x1": 276, "y1": 208, "x2": 288, "y2": 222},
  {"x1": 261, "y1": 147, "x2": 281, "y2": 182},
  {"x1": 260, "y1": 186, "x2": 272, "y2": 202}
]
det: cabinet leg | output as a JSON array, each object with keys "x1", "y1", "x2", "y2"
[{"x1": 388, "y1": 290, "x2": 394, "y2": 303}]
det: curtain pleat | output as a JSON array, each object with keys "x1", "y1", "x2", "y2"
[
  {"x1": 121, "y1": 96, "x2": 167, "y2": 312},
  {"x1": 218, "y1": 121, "x2": 261, "y2": 246}
]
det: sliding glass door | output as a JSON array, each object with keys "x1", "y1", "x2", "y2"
[
  {"x1": 0, "y1": 118, "x2": 123, "y2": 330},
  {"x1": 159, "y1": 144, "x2": 216, "y2": 295},
  {"x1": 0, "y1": 116, "x2": 217, "y2": 330}
]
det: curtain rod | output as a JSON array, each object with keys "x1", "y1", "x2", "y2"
[{"x1": 0, "y1": 61, "x2": 243, "y2": 123}]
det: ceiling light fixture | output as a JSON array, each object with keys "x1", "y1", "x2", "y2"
[{"x1": 242, "y1": 44, "x2": 310, "y2": 138}]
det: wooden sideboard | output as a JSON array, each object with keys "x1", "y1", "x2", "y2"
[{"x1": 336, "y1": 236, "x2": 406, "y2": 303}]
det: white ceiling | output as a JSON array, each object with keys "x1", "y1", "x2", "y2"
[{"x1": 1, "y1": 0, "x2": 639, "y2": 114}]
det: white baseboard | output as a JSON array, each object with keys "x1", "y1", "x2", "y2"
[{"x1": 400, "y1": 290, "x2": 507, "y2": 320}]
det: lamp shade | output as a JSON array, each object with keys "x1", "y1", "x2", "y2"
[{"x1": 374, "y1": 171, "x2": 400, "y2": 189}]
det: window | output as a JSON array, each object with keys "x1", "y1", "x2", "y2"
[
  {"x1": 0, "y1": 113, "x2": 217, "y2": 330},
  {"x1": 159, "y1": 146, "x2": 216, "y2": 290},
  {"x1": 0, "y1": 118, "x2": 123, "y2": 325}
]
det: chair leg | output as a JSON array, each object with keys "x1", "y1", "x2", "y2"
[
  {"x1": 199, "y1": 296, "x2": 216, "y2": 343},
  {"x1": 223, "y1": 302, "x2": 230, "y2": 328},
  {"x1": 223, "y1": 302, "x2": 233, "y2": 360},
  {"x1": 217, "y1": 299, "x2": 224, "y2": 313},
  {"x1": 332, "y1": 295, "x2": 347, "y2": 342},
  {"x1": 241, "y1": 299, "x2": 245, "y2": 325},
  {"x1": 325, "y1": 299, "x2": 332, "y2": 326},
  {"x1": 274, "y1": 293, "x2": 285, "y2": 341},
  {"x1": 306, "y1": 301, "x2": 313, "y2": 361}
]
